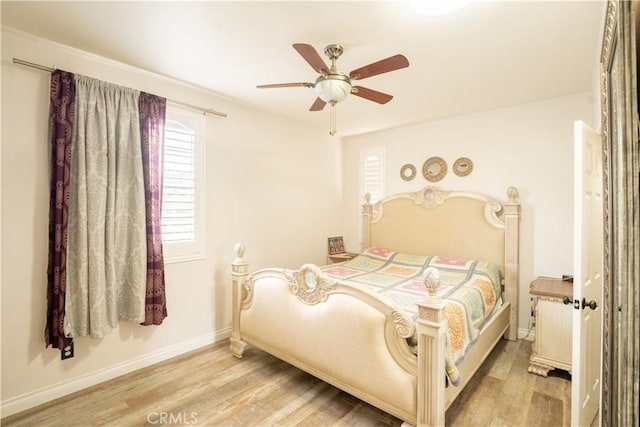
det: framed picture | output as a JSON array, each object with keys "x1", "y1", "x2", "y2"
[{"x1": 327, "y1": 236, "x2": 345, "y2": 255}]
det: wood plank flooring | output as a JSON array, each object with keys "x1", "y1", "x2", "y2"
[{"x1": 2, "y1": 338, "x2": 571, "y2": 426}]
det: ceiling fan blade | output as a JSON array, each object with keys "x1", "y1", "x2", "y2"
[
  {"x1": 351, "y1": 86, "x2": 394, "y2": 104},
  {"x1": 349, "y1": 54, "x2": 409, "y2": 81},
  {"x1": 257, "y1": 82, "x2": 314, "y2": 89},
  {"x1": 293, "y1": 43, "x2": 329, "y2": 74},
  {"x1": 309, "y1": 97, "x2": 327, "y2": 111}
]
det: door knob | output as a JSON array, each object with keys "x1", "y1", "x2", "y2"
[{"x1": 581, "y1": 298, "x2": 598, "y2": 310}]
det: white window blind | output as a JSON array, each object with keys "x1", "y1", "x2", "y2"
[
  {"x1": 162, "y1": 105, "x2": 205, "y2": 262},
  {"x1": 363, "y1": 154, "x2": 382, "y2": 202},
  {"x1": 163, "y1": 120, "x2": 195, "y2": 242},
  {"x1": 360, "y1": 148, "x2": 385, "y2": 204}
]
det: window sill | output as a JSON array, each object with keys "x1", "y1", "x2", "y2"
[{"x1": 163, "y1": 251, "x2": 206, "y2": 264}]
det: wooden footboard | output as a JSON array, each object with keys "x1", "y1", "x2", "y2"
[{"x1": 231, "y1": 255, "x2": 419, "y2": 422}]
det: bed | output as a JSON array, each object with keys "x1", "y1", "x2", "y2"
[{"x1": 229, "y1": 186, "x2": 521, "y2": 427}]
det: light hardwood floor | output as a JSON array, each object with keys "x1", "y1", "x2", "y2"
[{"x1": 2, "y1": 338, "x2": 571, "y2": 426}]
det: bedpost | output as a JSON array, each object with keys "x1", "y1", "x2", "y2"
[
  {"x1": 361, "y1": 192, "x2": 373, "y2": 252},
  {"x1": 230, "y1": 242, "x2": 248, "y2": 358},
  {"x1": 503, "y1": 187, "x2": 521, "y2": 341},
  {"x1": 415, "y1": 296, "x2": 447, "y2": 427}
]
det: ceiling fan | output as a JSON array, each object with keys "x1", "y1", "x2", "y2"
[{"x1": 257, "y1": 43, "x2": 410, "y2": 135}]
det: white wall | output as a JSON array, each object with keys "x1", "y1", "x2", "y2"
[
  {"x1": 341, "y1": 92, "x2": 597, "y2": 336},
  {"x1": 0, "y1": 28, "x2": 342, "y2": 415}
]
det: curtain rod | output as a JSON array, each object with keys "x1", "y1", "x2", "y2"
[{"x1": 12, "y1": 57, "x2": 228, "y2": 118}]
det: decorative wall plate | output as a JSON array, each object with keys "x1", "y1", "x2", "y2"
[
  {"x1": 453, "y1": 157, "x2": 473, "y2": 177},
  {"x1": 400, "y1": 163, "x2": 416, "y2": 181},
  {"x1": 422, "y1": 156, "x2": 447, "y2": 182}
]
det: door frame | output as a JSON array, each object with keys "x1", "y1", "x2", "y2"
[{"x1": 599, "y1": 1, "x2": 639, "y2": 425}]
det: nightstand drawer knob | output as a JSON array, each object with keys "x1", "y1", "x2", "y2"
[{"x1": 562, "y1": 296, "x2": 572, "y2": 305}]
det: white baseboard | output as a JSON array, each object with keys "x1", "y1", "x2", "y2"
[
  {"x1": 518, "y1": 326, "x2": 535, "y2": 341},
  {"x1": 1, "y1": 327, "x2": 231, "y2": 418}
]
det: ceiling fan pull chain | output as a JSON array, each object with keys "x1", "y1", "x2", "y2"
[{"x1": 329, "y1": 103, "x2": 337, "y2": 136}]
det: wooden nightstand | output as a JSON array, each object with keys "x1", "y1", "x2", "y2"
[
  {"x1": 528, "y1": 277, "x2": 573, "y2": 377},
  {"x1": 326, "y1": 253, "x2": 357, "y2": 264}
]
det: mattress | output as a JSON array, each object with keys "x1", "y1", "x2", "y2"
[{"x1": 321, "y1": 247, "x2": 503, "y2": 385}]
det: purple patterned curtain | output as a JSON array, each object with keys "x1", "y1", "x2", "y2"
[
  {"x1": 138, "y1": 92, "x2": 168, "y2": 325},
  {"x1": 45, "y1": 70, "x2": 75, "y2": 352}
]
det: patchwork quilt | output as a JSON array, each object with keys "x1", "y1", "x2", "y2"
[{"x1": 320, "y1": 247, "x2": 503, "y2": 386}]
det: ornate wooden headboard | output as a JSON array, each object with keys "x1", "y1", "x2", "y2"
[{"x1": 360, "y1": 186, "x2": 521, "y2": 339}]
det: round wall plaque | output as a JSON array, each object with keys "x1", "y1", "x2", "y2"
[
  {"x1": 422, "y1": 156, "x2": 447, "y2": 182},
  {"x1": 400, "y1": 163, "x2": 416, "y2": 181},
  {"x1": 453, "y1": 157, "x2": 474, "y2": 177}
]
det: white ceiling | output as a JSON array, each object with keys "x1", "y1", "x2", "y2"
[{"x1": 1, "y1": 1, "x2": 606, "y2": 136}]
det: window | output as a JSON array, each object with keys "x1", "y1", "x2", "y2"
[
  {"x1": 162, "y1": 105, "x2": 205, "y2": 262},
  {"x1": 360, "y1": 147, "x2": 385, "y2": 204}
]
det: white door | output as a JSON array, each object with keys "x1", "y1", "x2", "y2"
[{"x1": 572, "y1": 120, "x2": 603, "y2": 426}]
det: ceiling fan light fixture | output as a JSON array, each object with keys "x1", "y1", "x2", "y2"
[
  {"x1": 315, "y1": 75, "x2": 352, "y2": 104},
  {"x1": 409, "y1": 0, "x2": 472, "y2": 16}
]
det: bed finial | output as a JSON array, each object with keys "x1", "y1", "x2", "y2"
[
  {"x1": 423, "y1": 267, "x2": 441, "y2": 296},
  {"x1": 507, "y1": 186, "x2": 519, "y2": 203},
  {"x1": 234, "y1": 242, "x2": 246, "y2": 260},
  {"x1": 364, "y1": 192, "x2": 372, "y2": 204}
]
